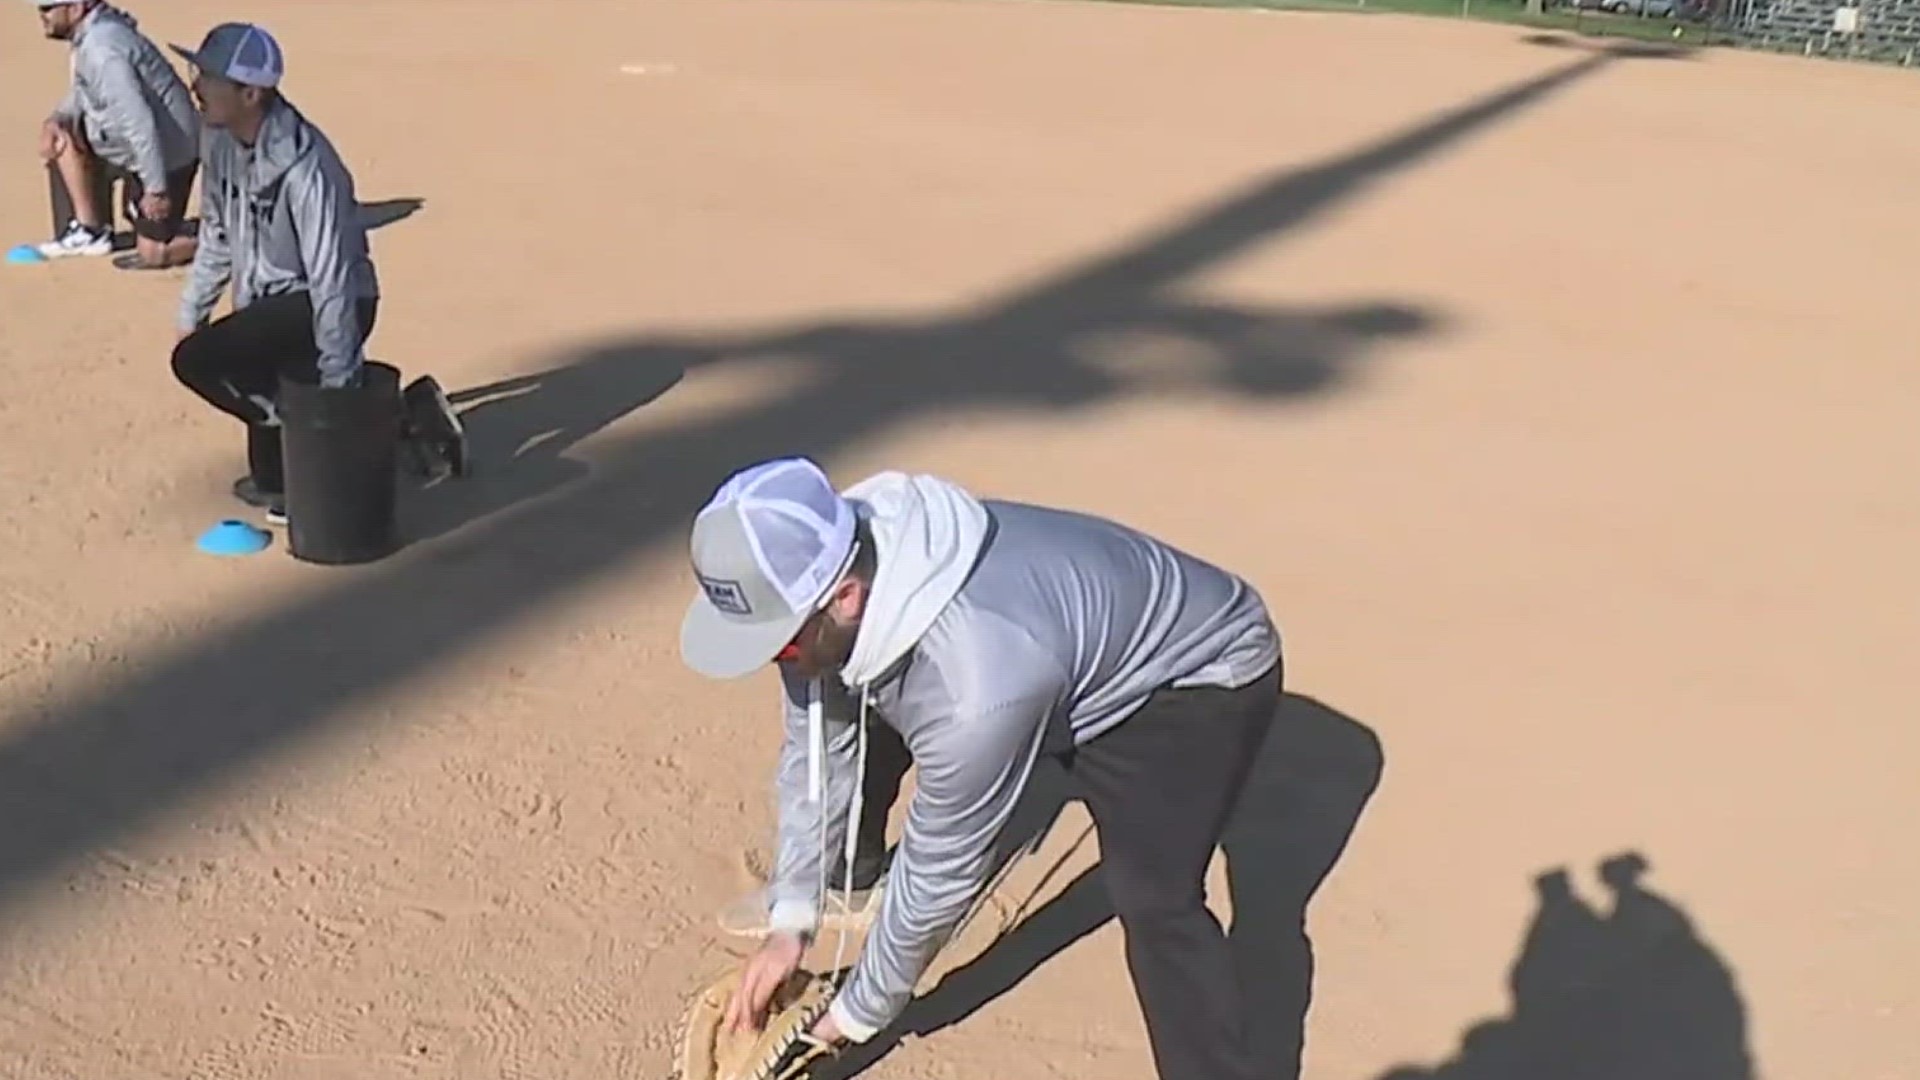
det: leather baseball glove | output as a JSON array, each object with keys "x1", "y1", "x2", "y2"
[{"x1": 671, "y1": 964, "x2": 838, "y2": 1080}]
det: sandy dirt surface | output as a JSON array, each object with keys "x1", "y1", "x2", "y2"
[{"x1": 1, "y1": 1, "x2": 1916, "y2": 1078}]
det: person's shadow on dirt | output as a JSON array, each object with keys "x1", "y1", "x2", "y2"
[
  {"x1": 1378, "y1": 851, "x2": 1754, "y2": 1080},
  {"x1": 397, "y1": 342, "x2": 694, "y2": 542},
  {"x1": 815, "y1": 691, "x2": 1386, "y2": 1080}
]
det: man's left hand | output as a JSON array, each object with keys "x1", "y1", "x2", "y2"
[{"x1": 139, "y1": 192, "x2": 171, "y2": 221}]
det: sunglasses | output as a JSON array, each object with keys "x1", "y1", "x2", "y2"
[{"x1": 773, "y1": 624, "x2": 814, "y2": 665}]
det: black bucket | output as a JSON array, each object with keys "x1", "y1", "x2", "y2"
[
  {"x1": 47, "y1": 161, "x2": 114, "y2": 236},
  {"x1": 278, "y1": 361, "x2": 403, "y2": 565}
]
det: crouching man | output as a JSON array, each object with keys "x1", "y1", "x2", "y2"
[
  {"x1": 30, "y1": 0, "x2": 199, "y2": 268},
  {"x1": 167, "y1": 22, "x2": 463, "y2": 525}
]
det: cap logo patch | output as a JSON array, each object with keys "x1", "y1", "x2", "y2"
[{"x1": 698, "y1": 574, "x2": 752, "y2": 616}]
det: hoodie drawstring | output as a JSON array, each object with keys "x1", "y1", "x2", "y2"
[
  {"x1": 807, "y1": 676, "x2": 871, "y2": 983},
  {"x1": 805, "y1": 680, "x2": 825, "y2": 804}
]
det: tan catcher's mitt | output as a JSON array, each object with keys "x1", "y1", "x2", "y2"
[{"x1": 671, "y1": 965, "x2": 839, "y2": 1080}]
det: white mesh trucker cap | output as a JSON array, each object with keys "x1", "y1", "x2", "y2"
[
  {"x1": 680, "y1": 457, "x2": 858, "y2": 679},
  {"x1": 169, "y1": 22, "x2": 285, "y2": 89}
]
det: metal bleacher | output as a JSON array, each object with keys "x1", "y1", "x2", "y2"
[{"x1": 1726, "y1": 0, "x2": 1920, "y2": 63}]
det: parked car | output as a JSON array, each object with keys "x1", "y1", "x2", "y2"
[
  {"x1": 1565, "y1": 0, "x2": 1681, "y2": 15},
  {"x1": 1607, "y1": 0, "x2": 1679, "y2": 15}
]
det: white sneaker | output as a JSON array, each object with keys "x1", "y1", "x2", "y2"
[
  {"x1": 37, "y1": 222, "x2": 112, "y2": 259},
  {"x1": 715, "y1": 882, "x2": 886, "y2": 938}
]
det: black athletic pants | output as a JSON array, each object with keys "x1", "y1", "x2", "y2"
[
  {"x1": 842, "y1": 721, "x2": 913, "y2": 890},
  {"x1": 170, "y1": 292, "x2": 380, "y2": 493},
  {"x1": 1066, "y1": 664, "x2": 1279, "y2": 1080},
  {"x1": 848, "y1": 662, "x2": 1280, "y2": 1080}
]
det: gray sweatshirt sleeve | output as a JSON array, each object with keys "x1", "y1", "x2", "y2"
[
  {"x1": 286, "y1": 159, "x2": 367, "y2": 388},
  {"x1": 765, "y1": 671, "x2": 859, "y2": 935},
  {"x1": 828, "y1": 688, "x2": 1054, "y2": 1041},
  {"x1": 80, "y1": 49, "x2": 166, "y2": 190},
  {"x1": 178, "y1": 158, "x2": 230, "y2": 332},
  {"x1": 52, "y1": 80, "x2": 79, "y2": 124}
]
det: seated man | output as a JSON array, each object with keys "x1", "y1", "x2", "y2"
[
  {"x1": 32, "y1": 0, "x2": 200, "y2": 268},
  {"x1": 168, "y1": 22, "x2": 464, "y2": 526}
]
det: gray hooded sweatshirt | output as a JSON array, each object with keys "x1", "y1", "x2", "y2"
[
  {"x1": 178, "y1": 97, "x2": 379, "y2": 388},
  {"x1": 51, "y1": 2, "x2": 199, "y2": 193},
  {"x1": 765, "y1": 472, "x2": 1280, "y2": 1041}
]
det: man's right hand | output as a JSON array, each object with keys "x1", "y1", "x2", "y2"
[
  {"x1": 723, "y1": 930, "x2": 807, "y2": 1035},
  {"x1": 39, "y1": 119, "x2": 69, "y2": 162}
]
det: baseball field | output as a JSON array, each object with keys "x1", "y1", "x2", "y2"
[{"x1": 2, "y1": 0, "x2": 1916, "y2": 1077}]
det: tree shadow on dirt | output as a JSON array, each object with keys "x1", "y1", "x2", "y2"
[
  {"x1": 816, "y1": 692, "x2": 1386, "y2": 1080},
  {"x1": 394, "y1": 44, "x2": 1655, "y2": 542},
  {"x1": 1375, "y1": 852, "x2": 1754, "y2": 1080},
  {"x1": 1520, "y1": 33, "x2": 1700, "y2": 60},
  {"x1": 396, "y1": 295, "x2": 1430, "y2": 542},
  {"x1": 0, "y1": 47, "x2": 1674, "y2": 940}
]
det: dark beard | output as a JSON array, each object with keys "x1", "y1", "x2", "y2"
[{"x1": 808, "y1": 616, "x2": 860, "y2": 676}]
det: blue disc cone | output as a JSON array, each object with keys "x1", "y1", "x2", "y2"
[
  {"x1": 6, "y1": 244, "x2": 48, "y2": 265},
  {"x1": 196, "y1": 519, "x2": 273, "y2": 556}
]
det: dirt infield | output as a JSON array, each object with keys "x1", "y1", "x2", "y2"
[{"x1": 2, "y1": 0, "x2": 1916, "y2": 1077}]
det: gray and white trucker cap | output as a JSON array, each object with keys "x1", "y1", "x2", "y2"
[
  {"x1": 170, "y1": 22, "x2": 284, "y2": 89},
  {"x1": 680, "y1": 457, "x2": 857, "y2": 679}
]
